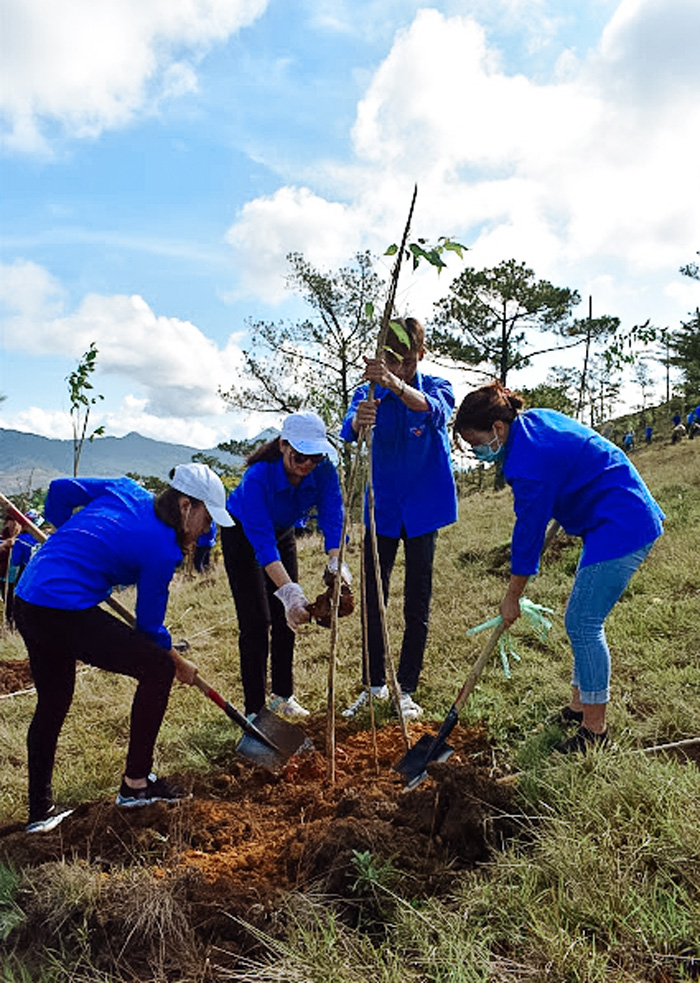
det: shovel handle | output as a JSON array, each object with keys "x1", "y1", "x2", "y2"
[
  {"x1": 192, "y1": 673, "x2": 279, "y2": 751},
  {"x1": 0, "y1": 491, "x2": 136, "y2": 627},
  {"x1": 453, "y1": 623, "x2": 507, "y2": 714}
]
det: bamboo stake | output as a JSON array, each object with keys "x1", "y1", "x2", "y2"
[
  {"x1": 358, "y1": 183, "x2": 418, "y2": 750},
  {"x1": 324, "y1": 184, "x2": 418, "y2": 775},
  {"x1": 360, "y1": 539, "x2": 380, "y2": 776}
]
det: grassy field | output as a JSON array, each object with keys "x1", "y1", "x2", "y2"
[{"x1": 1, "y1": 437, "x2": 699, "y2": 981}]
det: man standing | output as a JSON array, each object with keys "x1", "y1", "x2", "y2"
[{"x1": 341, "y1": 317, "x2": 457, "y2": 721}]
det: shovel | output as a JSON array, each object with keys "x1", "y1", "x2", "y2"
[
  {"x1": 394, "y1": 521, "x2": 562, "y2": 789},
  {"x1": 394, "y1": 623, "x2": 506, "y2": 789},
  {"x1": 1, "y1": 492, "x2": 309, "y2": 772},
  {"x1": 192, "y1": 674, "x2": 308, "y2": 773}
]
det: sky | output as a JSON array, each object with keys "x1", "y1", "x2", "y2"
[{"x1": 1, "y1": 0, "x2": 699, "y2": 449}]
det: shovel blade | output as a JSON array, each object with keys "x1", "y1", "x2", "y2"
[
  {"x1": 236, "y1": 707, "x2": 310, "y2": 773},
  {"x1": 393, "y1": 733, "x2": 455, "y2": 782}
]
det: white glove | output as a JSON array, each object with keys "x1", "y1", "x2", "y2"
[
  {"x1": 326, "y1": 555, "x2": 353, "y2": 585},
  {"x1": 274, "y1": 582, "x2": 311, "y2": 632}
]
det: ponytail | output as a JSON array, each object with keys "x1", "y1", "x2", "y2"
[{"x1": 454, "y1": 381, "x2": 524, "y2": 436}]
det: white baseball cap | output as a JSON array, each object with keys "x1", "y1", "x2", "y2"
[
  {"x1": 169, "y1": 463, "x2": 234, "y2": 527},
  {"x1": 281, "y1": 411, "x2": 334, "y2": 457}
]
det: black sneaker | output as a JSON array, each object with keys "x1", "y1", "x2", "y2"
[
  {"x1": 115, "y1": 775, "x2": 188, "y2": 808},
  {"x1": 26, "y1": 805, "x2": 74, "y2": 834},
  {"x1": 549, "y1": 705, "x2": 585, "y2": 726},
  {"x1": 555, "y1": 726, "x2": 610, "y2": 754}
]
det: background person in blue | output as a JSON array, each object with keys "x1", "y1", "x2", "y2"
[
  {"x1": 221, "y1": 411, "x2": 346, "y2": 721},
  {"x1": 455, "y1": 381, "x2": 664, "y2": 753},
  {"x1": 14, "y1": 463, "x2": 233, "y2": 833},
  {"x1": 194, "y1": 519, "x2": 217, "y2": 572},
  {"x1": 340, "y1": 317, "x2": 457, "y2": 722},
  {"x1": 3, "y1": 509, "x2": 44, "y2": 628}
]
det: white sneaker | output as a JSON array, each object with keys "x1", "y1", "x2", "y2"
[
  {"x1": 268, "y1": 693, "x2": 310, "y2": 720},
  {"x1": 342, "y1": 685, "x2": 389, "y2": 717},
  {"x1": 399, "y1": 691, "x2": 423, "y2": 722},
  {"x1": 26, "y1": 806, "x2": 74, "y2": 834}
]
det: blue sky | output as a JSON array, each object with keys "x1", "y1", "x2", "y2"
[{"x1": 1, "y1": 0, "x2": 699, "y2": 448}]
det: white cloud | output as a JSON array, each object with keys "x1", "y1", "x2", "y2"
[
  {"x1": 0, "y1": 260, "x2": 245, "y2": 420},
  {"x1": 225, "y1": 186, "x2": 365, "y2": 300},
  {"x1": 0, "y1": 0, "x2": 269, "y2": 152},
  {"x1": 225, "y1": 0, "x2": 700, "y2": 338}
]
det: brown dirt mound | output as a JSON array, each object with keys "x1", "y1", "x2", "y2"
[
  {"x1": 0, "y1": 716, "x2": 516, "y2": 963},
  {"x1": 0, "y1": 658, "x2": 33, "y2": 695}
]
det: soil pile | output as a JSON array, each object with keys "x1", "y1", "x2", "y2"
[{"x1": 0, "y1": 714, "x2": 516, "y2": 964}]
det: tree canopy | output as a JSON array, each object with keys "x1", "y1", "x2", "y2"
[
  {"x1": 430, "y1": 259, "x2": 581, "y2": 385},
  {"x1": 220, "y1": 251, "x2": 385, "y2": 432}
]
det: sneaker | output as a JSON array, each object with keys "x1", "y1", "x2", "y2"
[
  {"x1": 26, "y1": 805, "x2": 74, "y2": 834},
  {"x1": 268, "y1": 694, "x2": 310, "y2": 721},
  {"x1": 342, "y1": 685, "x2": 390, "y2": 717},
  {"x1": 399, "y1": 691, "x2": 423, "y2": 722},
  {"x1": 115, "y1": 775, "x2": 188, "y2": 807},
  {"x1": 549, "y1": 705, "x2": 584, "y2": 727},
  {"x1": 554, "y1": 726, "x2": 610, "y2": 755}
]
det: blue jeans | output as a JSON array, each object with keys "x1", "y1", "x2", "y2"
[{"x1": 564, "y1": 542, "x2": 655, "y2": 704}]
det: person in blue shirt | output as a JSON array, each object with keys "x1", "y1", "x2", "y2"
[
  {"x1": 340, "y1": 317, "x2": 458, "y2": 722},
  {"x1": 194, "y1": 520, "x2": 217, "y2": 572},
  {"x1": 221, "y1": 411, "x2": 346, "y2": 721},
  {"x1": 455, "y1": 381, "x2": 664, "y2": 753},
  {"x1": 14, "y1": 464, "x2": 233, "y2": 833}
]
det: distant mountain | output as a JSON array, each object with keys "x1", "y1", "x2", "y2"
[{"x1": 0, "y1": 428, "x2": 259, "y2": 495}]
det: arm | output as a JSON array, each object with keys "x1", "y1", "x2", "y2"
[
  {"x1": 44, "y1": 477, "x2": 107, "y2": 528},
  {"x1": 361, "y1": 357, "x2": 430, "y2": 412}
]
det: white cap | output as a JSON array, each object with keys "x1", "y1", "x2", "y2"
[
  {"x1": 169, "y1": 463, "x2": 234, "y2": 527},
  {"x1": 280, "y1": 411, "x2": 334, "y2": 457}
]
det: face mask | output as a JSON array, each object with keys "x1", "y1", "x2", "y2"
[{"x1": 472, "y1": 432, "x2": 504, "y2": 463}]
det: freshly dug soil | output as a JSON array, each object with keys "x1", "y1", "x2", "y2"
[{"x1": 0, "y1": 715, "x2": 516, "y2": 964}]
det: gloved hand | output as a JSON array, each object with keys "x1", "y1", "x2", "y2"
[
  {"x1": 324, "y1": 555, "x2": 353, "y2": 585},
  {"x1": 274, "y1": 582, "x2": 311, "y2": 631}
]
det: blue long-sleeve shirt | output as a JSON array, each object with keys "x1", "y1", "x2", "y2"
[
  {"x1": 16, "y1": 477, "x2": 182, "y2": 649},
  {"x1": 502, "y1": 409, "x2": 665, "y2": 576},
  {"x1": 226, "y1": 456, "x2": 343, "y2": 567},
  {"x1": 340, "y1": 372, "x2": 457, "y2": 537}
]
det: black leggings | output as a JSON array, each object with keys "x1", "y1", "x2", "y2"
[
  {"x1": 15, "y1": 597, "x2": 175, "y2": 820},
  {"x1": 220, "y1": 522, "x2": 297, "y2": 716}
]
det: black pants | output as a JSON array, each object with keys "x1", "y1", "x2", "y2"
[
  {"x1": 221, "y1": 522, "x2": 297, "y2": 716},
  {"x1": 15, "y1": 597, "x2": 175, "y2": 822},
  {"x1": 364, "y1": 528, "x2": 437, "y2": 693}
]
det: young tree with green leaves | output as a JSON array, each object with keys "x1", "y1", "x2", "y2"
[
  {"x1": 430, "y1": 259, "x2": 581, "y2": 385},
  {"x1": 66, "y1": 342, "x2": 105, "y2": 476}
]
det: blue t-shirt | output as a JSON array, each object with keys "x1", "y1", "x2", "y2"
[
  {"x1": 16, "y1": 477, "x2": 182, "y2": 649},
  {"x1": 226, "y1": 456, "x2": 343, "y2": 567},
  {"x1": 341, "y1": 372, "x2": 457, "y2": 538},
  {"x1": 503, "y1": 409, "x2": 665, "y2": 575}
]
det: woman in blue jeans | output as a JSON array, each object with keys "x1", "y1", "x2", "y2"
[{"x1": 455, "y1": 381, "x2": 664, "y2": 753}]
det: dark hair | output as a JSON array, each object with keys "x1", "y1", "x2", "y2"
[
  {"x1": 454, "y1": 381, "x2": 525, "y2": 436},
  {"x1": 155, "y1": 482, "x2": 204, "y2": 550},
  {"x1": 2, "y1": 518, "x2": 21, "y2": 540},
  {"x1": 245, "y1": 436, "x2": 282, "y2": 467},
  {"x1": 387, "y1": 316, "x2": 425, "y2": 356}
]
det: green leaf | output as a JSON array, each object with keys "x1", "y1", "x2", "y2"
[
  {"x1": 389, "y1": 320, "x2": 411, "y2": 348},
  {"x1": 365, "y1": 301, "x2": 375, "y2": 321},
  {"x1": 384, "y1": 244, "x2": 398, "y2": 256}
]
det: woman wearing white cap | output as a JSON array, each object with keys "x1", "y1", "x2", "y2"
[
  {"x1": 222, "y1": 411, "x2": 347, "y2": 720},
  {"x1": 14, "y1": 464, "x2": 233, "y2": 833}
]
